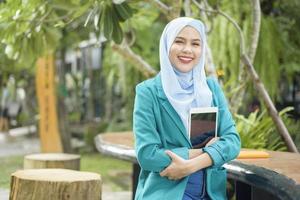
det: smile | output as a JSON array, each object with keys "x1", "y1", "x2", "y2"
[{"x1": 178, "y1": 56, "x2": 193, "y2": 63}]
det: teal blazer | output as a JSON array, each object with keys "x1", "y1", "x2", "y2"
[{"x1": 133, "y1": 74, "x2": 241, "y2": 200}]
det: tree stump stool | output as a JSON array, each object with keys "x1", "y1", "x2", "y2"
[
  {"x1": 10, "y1": 169, "x2": 102, "y2": 200},
  {"x1": 24, "y1": 153, "x2": 80, "y2": 170}
]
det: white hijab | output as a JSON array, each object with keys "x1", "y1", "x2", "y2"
[{"x1": 160, "y1": 17, "x2": 213, "y2": 133}]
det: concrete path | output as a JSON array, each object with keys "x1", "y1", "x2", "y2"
[{"x1": 0, "y1": 134, "x2": 40, "y2": 157}]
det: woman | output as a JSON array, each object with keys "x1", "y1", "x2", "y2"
[{"x1": 133, "y1": 17, "x2": 241, "y2": 200}]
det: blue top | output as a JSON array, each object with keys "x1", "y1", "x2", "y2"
[{"x1": 183, "y1": 170, "x2": 206, "y2": 200}]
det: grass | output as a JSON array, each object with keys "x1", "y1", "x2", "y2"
[
  {"x1": 80, "y1": 153, "x2": 132, "y2": 191},
  {"x1": 0, "y1": 155, "x2": 23, "y2": 189},
  {"x1": 0, "y1": 153, "x2": 132, "y2": 191}
]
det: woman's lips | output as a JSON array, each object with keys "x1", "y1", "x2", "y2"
[{"x1": 178, "y1": 56, "x2": 193, "y2": 64}]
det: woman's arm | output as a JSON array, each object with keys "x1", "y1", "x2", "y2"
[
  {"x1": 160, "y1": 150, "x2": 213, "y2": 180},
  {"x1": 160, "y1": 79, "x2": 241, "y2": 179},
  {"x1": 162, "y1": 137, "x2": 219, "y2": 180},
  {"x1": 201, "y1": 79, "x2": 241, "y2": 167},
  {"x1": 134, "y1": 83, "x2": 189, "y2": 173}
]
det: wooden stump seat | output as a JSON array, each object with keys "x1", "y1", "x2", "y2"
[
  {"x1": 24, "y1": 153, "x2": 80, "y2": 170},
  {"x1": 10, "y1": 169, "x2": 102, "y2": 200}
]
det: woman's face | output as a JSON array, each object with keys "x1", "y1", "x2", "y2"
[{"x1": 169, "y1": 26, "x2": 202, "y2": 73}]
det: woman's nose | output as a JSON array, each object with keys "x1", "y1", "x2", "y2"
[{"x1": 181, "y1": 44, "x2": 192, "y2": 54}]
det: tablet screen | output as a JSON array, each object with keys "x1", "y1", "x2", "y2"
[{"x1": 190, "y1": 108, "x2": 217, "y2": 149}]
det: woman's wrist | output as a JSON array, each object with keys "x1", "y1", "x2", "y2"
[
  {"x1": 189, "y1": 148, "x2": 203, "y2": 159},
  {"x1": 187, "y1": 152, "x2": 213, "y2": 174},
  {"x1": 186, "y1": 159, "x2": 198, "y2": 174}
]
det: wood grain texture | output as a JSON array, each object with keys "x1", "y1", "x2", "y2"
[
  {"x1": 10, "y1": 169, "x2": 102, "y2": 200},
  {"x1": 24, "y1": 153, "x2": 80, "y2": 170}
]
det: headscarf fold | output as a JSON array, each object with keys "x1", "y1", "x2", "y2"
[{"x1": 160, "y1": 17, "x2": 213, "y2": 133}]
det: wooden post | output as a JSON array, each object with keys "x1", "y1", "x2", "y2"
[
  {"x1": 10, "y1": 169, "x2": 102, "y2": 200},
  {"x1": 24, "y1": 153, "x2": 80, "y2": 170},
  {"x1": 36, "y1": 55, "x2": 63, "y2": 152}
]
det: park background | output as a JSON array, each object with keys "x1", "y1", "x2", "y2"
[{"x1": 0, "y1": 0, "x2": 300, "y2": 199}]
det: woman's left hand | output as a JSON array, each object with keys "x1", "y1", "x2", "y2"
[
  {"x1": 160, "y1": 150, "x2": 191, "y2": 180},
  {"x1": 205, "y1": 136, "x2": 219, "y2": 147}
]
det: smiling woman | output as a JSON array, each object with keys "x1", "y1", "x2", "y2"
[{"x1": 133, "y1": 17, "x2": 241, "y2": 200}]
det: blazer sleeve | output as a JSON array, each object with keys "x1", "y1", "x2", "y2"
[
  {"x1": 133, "y1": 83, "x2": 189, "y2": 173},
  {"x1": 202, "y1": 79, "x2": 241, "y2": 168}
]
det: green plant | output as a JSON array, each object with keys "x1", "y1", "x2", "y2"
[
  {"x1": 234, "y1": 107, "x2": 294, "y2": 151},
  {"x1": 281, "y1": 113, "x2": 300, "y2": 151},
  {"x1": 81, "y1": 121, "x2": 109, "y2": 153}
]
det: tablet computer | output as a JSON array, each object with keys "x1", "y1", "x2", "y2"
[{"x1": 188, "y1": 107, "x2": 218, "y2": 149}]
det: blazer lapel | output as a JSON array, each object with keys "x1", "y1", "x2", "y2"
[{"x1": 155, "y1": 75, "x2": 191, "y2": 145}]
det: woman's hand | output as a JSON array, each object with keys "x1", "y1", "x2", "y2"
[
  {"x1": 159, "y1": 150, "x2": 192, "y2": 180},
  {"x1": 205, "y1": 137, "x2": 219, "y2": 147}
]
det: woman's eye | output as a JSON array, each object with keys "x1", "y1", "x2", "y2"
[
  {"x1": 175, "y1": 40, "x2": 184, "y2": 44},
  {"x1": 193, "y1": 43, "x2": 200, "y2": 46}
]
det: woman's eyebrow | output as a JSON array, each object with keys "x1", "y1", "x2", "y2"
[
  {"x1": 192, "y1": 39, "x2": 201, "y2": 42},
  {"x1": 175, "y1": 37, "x2": 185, "y2": 40},
  {"x1": 175, "y1": 37, "x2": 201, "y2": 42}
]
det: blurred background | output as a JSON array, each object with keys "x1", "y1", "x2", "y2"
[{"x1": 0, "y1": 0, "x2": 299, "y2": 199}]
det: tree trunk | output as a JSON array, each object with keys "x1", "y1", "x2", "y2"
[
  {"x1": 86, "y1": 47, "x2": 95, "y2": 121},
  {"x1": 57, "y1": 47, "x2": 72, "y2": 153},
  {"x1": 230, "y1": 0, "x2": 262, "y2": 113},
  {"x1": 10, "y1": 169, "x2": 102, "y2": 200},
  {"x1": 36, "y1": 55, "x2": 63, "y2": 153},
  {"x1": 24, "y1": 153, "x2": 80, "y2": 170},
  {"x1": 241, "y1": 54, "x2": 298, "y2": 153},
  {"x1": 112, "y1": 43, "x2": 157, "y2": 77}
]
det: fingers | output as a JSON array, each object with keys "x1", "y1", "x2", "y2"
[
  {"x1": 165, "y1": 150, "x2": 174, "y2": 157},
  {"x1": 167, "y1": 176, "x2": 178, "y2": 181},
  {"x1": 165, "y1": 150, "x2": 179, "y2": 161},
  {"x1": 160, "y1": 151, "x2": 174, "y2": 177},
  {"x1": 160, "y1": 167, "x2": 182, "y2": 181},
  {"x1": 160, "y1": 168, "x2": 168, "y2": 177},
  {"x1": 160, "y1": 170, "x2": 178, "y2": 181},
  {"x1": 160, "y1": 150, "x2": 184, "y2": 180}
]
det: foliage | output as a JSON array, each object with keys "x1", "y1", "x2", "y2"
[
  {"x1": 253, "y1": 17, "x2": 283, "y2": 100},
  {"x1": 82, "y1": 121, "x2": 109, "y2": 153},
  {"x1": 196, "y1": 0, "x2": 284, "y2": 102},
  {"x1": 0, "y1": 0, "x2": 63, "y2": 64},
  {"x1": 235, "y1": 107, "x2": 294, "y2": 151},
  {"x1": 0, "y1": 0, "x2": 135, "y2": 67},
  {"x1": 84, "y1": 1, "x2": 134, "y2": 44},
  {"x1": 275, "y1": 0, "x2": 300, "y2": 82},
  {"x1": 281, "y1": 113, "x2": 300, "y2": 151},
  {"x1": 250, "y1": 1, "x2": 300, "y2": 102},
  {"x1": 204, "y1": 0, "x2": 248, "y2": 82},
  {"x1": 100, "y1": 2, "x2": 163, "y2": 126}
]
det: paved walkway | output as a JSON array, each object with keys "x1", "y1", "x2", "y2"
[
  {"x1": 0, "y1": 134, "x2": 40, "y2": 158},
  {"x1": 0, "y1": 127, "x2": 131, "y2": 200}
]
